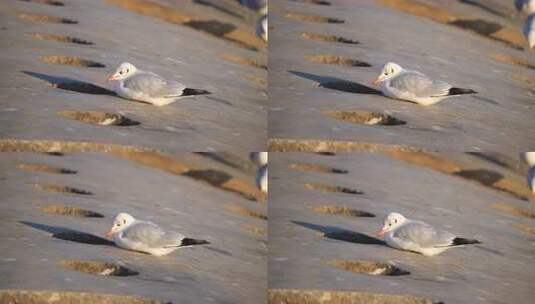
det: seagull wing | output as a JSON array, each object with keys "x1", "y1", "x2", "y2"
[
  {"x1": 123, "y1": 72, "x2": 186, "y2": 98},
  {"x1": 393, "y1": 221, "x2": 456, "y2": 248},
  {"x1": 122, "y1": 222, "x2": 167, "y2": 248},
  {"x1": 390, "y1": 72, "x2": 451, "y2": 97}
]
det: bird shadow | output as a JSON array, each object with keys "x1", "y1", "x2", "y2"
[
  {"x1": 473, "y1": 245, "x2": 503, "y2": 256},
  {"x1": 472, "y1": 95, "x2": 499, "y2": 105},
  {"x1": 289, "y1": 70, "x2": 382, "y2": 95},
  {"x1": 194, "y1": 152, "x2": 247, "y2": 171},
  {"x1": 22, "y1": 70, "x2": 116, "y2": 96},
  {"x1": 457, "y1": 0, "x2": 509, "y2": 18},
  {"x1": 204, "y1": 246, "x2": 233, "y2": 257},
  {"x1": 466, "y1": 152, "x2": 514, "y2": 171},
  {"x1": 292, "y1": 220, "x2": 386, "y2": 246},
  {"x1": 20, "y1": 221, "x2": 115, "y2": 246},
  {"x1": 206, "y1": 96, "x2": 233, "y2": 106}
]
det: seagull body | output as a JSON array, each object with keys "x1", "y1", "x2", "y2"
[
  {"x1": 256, "y1": 164, "x2": 268, "y2": 193},
  {"x1": 373, "y1": 62, "x2": 476, "y2": 106},
  {"x1": 106, "y1": 213, "x2": 209, "y2": 256},
  {"x1": 107, "y1": 62, "x2": 210, "y2": 106},
  {"x1": 516, "y1": 0, "x2": 535, "y2": 14},
  {"x1": 523, "y1": 14, "x2": 535, "y2": 48},
  {"x1": 377, "y1": 212, "x2": 480, "y2": 256}
]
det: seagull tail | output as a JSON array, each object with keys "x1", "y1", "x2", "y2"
[
  {"x1": 448, "y1": 87, "x2": 477, "y2": 95},
  {"x1": 163, "y1": 238, "x2": 210, "y2": 248},
  {"x1": 451, "y1": 237, "x2": 481, "y2": 246},
  {"x1": 182, "y1": 88, "x2": 211, "y2": 96}
]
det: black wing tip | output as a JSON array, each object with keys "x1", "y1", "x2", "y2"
[
  {"x1": 181, "y1": 238, "x2": 210, "y2": 246},
  {"x1": 182, "y1": 88, "x2": 211, "y2": 96},
  {"x1": 449, "y1": 87, "x2": 477, "y2": 95},
  {"x1": 452, "y1": 237, "x2": 481, "y2": 246}
]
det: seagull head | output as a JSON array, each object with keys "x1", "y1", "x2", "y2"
[
  {"x1": 250, "y1": 152, "x2": 268, "y2": 166},
  {"x1": 377, "y1": 212, "x2": 407, "y2": 237},
  {"x1": 520, "y1": 152, "x2": 535, "y2": 167},
  {"x1": 373, "y1": 62, "x2": 402, "y2": 85},
  {"x1": 107, "y1": 62, "x2": 137, "y2": 81},
  {"x1": 256, "y1": 15, "x2": 268, "y2": 42},
  {"x1": 106, "y1": 212, "x2": 135, "y2": 237}
]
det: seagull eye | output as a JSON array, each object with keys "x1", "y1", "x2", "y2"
[{"x1": 119, "y1": 71, "x2": 123, "y2": 75}]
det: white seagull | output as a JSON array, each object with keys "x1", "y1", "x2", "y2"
[
  {"x1": 516, "y1": 0, "x2": 535, "y2": 14},
  {"x1": 107, "y1": 62, "x2": 210, "y2": 106},
  {"x1": 523, "y1": 14, "x2": 535, "y2": 48},
  {"x1": 106, "y1": 213, "x2": 209, "y2": 256},
  {"x1": 377, "y1": 212, "x2": 480, "y2": 256},
  {"x1": 373, "y1": 62, "x2": 477, "y2": 106}
]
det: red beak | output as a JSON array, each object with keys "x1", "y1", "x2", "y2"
[
  {"x1": 372, "y1": 77, "x2": 381, "y2": 86},
  {"x1": 107, "y1": 75, "x2": 116, "y2": 82},
  {"x1": 376, "y1": 229, "x2": 386, "y2": 237},
  {"x1": 105, "y1": 230, "x2": 113, "y2": 237}
]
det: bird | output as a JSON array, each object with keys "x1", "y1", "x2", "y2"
[
  {"x1": 523, "y1": 13, "x2": 535, "y2": 48},
  {"x1": 256, "y1": 164, "x2": 267, "y2": 193},
  {"x1": 516, "y1": 0, "x2": 535, "y2": 14},
  {"x1": 106, "y1": 213, "x2": 209, "y2": 256},
  {"x1": 107, "y1": 62, "x2": 210, "y2": 106},
  {"x1": 377, "y1": 212, "x2": 480, "y2": 256},
  {"x1": 250, "y1": 152, "x2": 268, "y2": 167},
  {"x1": 373, "y1": 62, "x2": 477, "y2": 106}
]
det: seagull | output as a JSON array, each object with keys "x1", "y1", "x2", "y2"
[
  {"x1": 256, "y1": 164, "x2": 267, "y2": 193},
  {"x1": 516, "y1": 0, "x2": 535, "y2": 14},
  {"x1": 250, "y1": 152, "x2": 268, "y2": 167},
  {"x1": 523, "y1": 14, "x2": 535, "y2": 48},
  {"x1": 106, "y1": 213, "x2": 209, "y2": 256},
  {"x1": 107, "y1": 62, "x2": 210, "y2": 106},
  {"x1": 377, "y1": 212, "x2": 480, "y2": 256},
  {"x1": 373, "y1": 62, "x2": 477, "y2": 106}
]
